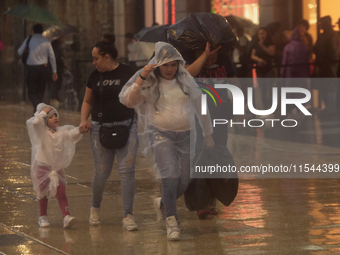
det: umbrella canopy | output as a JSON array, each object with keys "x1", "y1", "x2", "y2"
[
  {"x1": 224, "y1": 15, "x2": 256, "y2": 29},
  {"x1": 4, "y1": 5, "x2": 63, "y2": 27},
  {"x1": 135, "y1": 24, "x2": 170, "y2": 43}
]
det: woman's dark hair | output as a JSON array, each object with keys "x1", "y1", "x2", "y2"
[
  {"x1": 258, "y1": 27, "x2": 269, "y2": 35},
  {"x1": 298, "y1": 19, "x2": 310, "y2": 31},
  {"x1": 94, "y1": 33, "x2": 118, "y2": 60},
  {"x1": 33, "y1": 24, "x2": 43, "y2": 34},
  {"x1": 257, "y1": 27, "x2": 273, "y2": 46},
  {"x1": 150, "y1": 61, "x2": 189, "y2": 110}
]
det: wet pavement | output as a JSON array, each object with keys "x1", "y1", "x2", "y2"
[{"x1": 1, "y1": 102, "x2": 340, "y2": 255}]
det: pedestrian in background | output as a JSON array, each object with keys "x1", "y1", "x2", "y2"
[
  {"x1": 50, "y1": 35, "x2": 66, "y2": 108},
  {"x1": 314, "y1": 16, "x2": 340, "y2": 116},
  {"x1": 18, "y1": 24, "x2": 58, "y2": 112},
  {"x1": 297, "y1": 19, "x2": 313, "y2": 54},
  {"x1": 125, "y1": 32, "x2": 149, "y2": 67},
  {"x1": 281, "y1": 26, "x2": 310, "y2": 78},
  {"x1": 251, "y1": 27, "x2": 275, "y2": 110}
]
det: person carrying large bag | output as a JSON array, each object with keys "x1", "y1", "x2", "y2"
[
  {"x1": 167, "y1": 12, "x2": 239, "y2": 218},
  {"x1": 184, "y1": 145, "x2": 238, "y2": 214}
]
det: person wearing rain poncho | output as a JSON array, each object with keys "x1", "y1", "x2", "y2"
[
  {"x1": 26, "y1": 103, "x2": 82, "y2": 228},
  {"x1": 119, "y1": 42, "x2": 214, "y2": 241}
]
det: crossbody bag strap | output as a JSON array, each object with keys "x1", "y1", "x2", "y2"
[
  {"x1": 26, "y1": 36, "x2": 32, "y2": 48},
  {"x1": 98, "y1": 73, "x2": 104, "y2": 125},
  {"x1": 98, "y1": 73, "x2": 134, "y2": 128},
  {"x1": 127, "y1": 113, "x2": 134, "y2": 129}
]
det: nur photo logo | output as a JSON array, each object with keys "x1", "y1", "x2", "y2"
[
  {"x1": 197, "y1": 82, "x2": 224, "y2": 116},
  {"x1": 196, "y1": 81, "x2": 312, "y2": 128}
]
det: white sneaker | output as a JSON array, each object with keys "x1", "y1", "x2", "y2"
[
  {"x1": 154, "y1": 197, "x2": 166, "y2": 229},
  {"x1": 89, "y1": 207, "x2": 101, "y2": 225},
  {"x1": 63, "y1": 215, "x2": 77, "y2": 228},
  {"x1": 38, "y1": 216, "x2": 50, "y2": 228},
  {"x1": 166, "y1": 216, "x2": 180, "y2": 241},
  {"x1": 122, "y1": 214, "x2": 138, "y2": 231}
]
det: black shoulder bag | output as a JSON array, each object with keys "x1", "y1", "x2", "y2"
[
  {"x1": 98, "y1": 73, "x2": 134, "y2": 149},
  {"x1": 22, "y1": 36, "x2": 32, "y2": 65}
]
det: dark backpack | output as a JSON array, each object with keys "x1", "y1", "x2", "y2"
[{"x1": 22, "y1": 36, "x2": 32, "y2": 65}]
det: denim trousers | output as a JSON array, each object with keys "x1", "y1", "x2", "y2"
[
  {"x1": 149, "y1": 127, "x2": 191, "y2": 218},
  {"x1": 90, "y1": 117, "x2": 138, "y2": 217}
]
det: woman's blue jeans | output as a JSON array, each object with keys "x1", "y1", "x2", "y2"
[
  {"x1": 90, "y1": 118, "x2": 138, "y2": 217},
  {"x1": 150, "y1": 127, "x2": 191, "y2": 218}
]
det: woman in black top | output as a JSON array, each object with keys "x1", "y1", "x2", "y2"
[
  {"x1": 251, "y1": 28, "x2": 275, "y2": 77},
  {"x1": 251, "y1": 28, "x2": 275, "y2": 109},
  {"x1": 79, "y1": 34, "x2": 139, "y2": 231}
]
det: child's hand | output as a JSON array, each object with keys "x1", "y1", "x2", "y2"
[
  {"x1": 42, "y1": 107, "x2": 52, "y2": 113},
  {"x1": 79, "y1": 121, "x2": 91, "y2": 133}
]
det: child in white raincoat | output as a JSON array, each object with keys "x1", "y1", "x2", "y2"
[
  {"x1": 26, "y1": 103, "x2": 82, "y2": 228},
  {"x1": 119, "y1": 42, "x2": 214, "y2": 241}
]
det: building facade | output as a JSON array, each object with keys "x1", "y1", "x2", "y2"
[{"x1": 0, "y1": 0, "x2": 338, "y2": 104}]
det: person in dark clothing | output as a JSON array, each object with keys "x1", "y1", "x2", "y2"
[
  {"x1": 251, "y1": 28, "x2": 275, "y2": 77},
  {"x1": 245, "y1": 22, "x2": 284, "y2": 78},
  {"x1": 251, "y1": 27, "x2": 275, "y2": 110},
  {"x1": 234, "y1": 27, "x2": 251, "y2": 79},
  {"x1": 18, "y1": 24, "x2": 58, "y2": 112},
  {"x1": 50, "y1": 36, "x2": 66, "y2": 107},
  {"x1": 336, "y1": 18, "x2": 340, "y2": 110},
  {"x1": 185, "y1": 42, "x2": 238, "y2": 219},
  {"x1": 297, "y1": 19, "x2": 314, "y2": 76},
  {"x1": 336, "y1": 18, "x2": 340, "y2": 78},
  {"x1": 314, "y1": 16, "x2": 340, "y2": 115}
]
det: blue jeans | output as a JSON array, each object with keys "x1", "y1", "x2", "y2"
[
  {"x1": 90, "y1": 117, "x2": 138, "y2": 217},
  {"x1": 149, "y1": 127, "x2": 191, "y2": 218}
]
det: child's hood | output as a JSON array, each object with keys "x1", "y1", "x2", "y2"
[{"x1": 36, "y1": 103, "x2": 59, "y2": 126}]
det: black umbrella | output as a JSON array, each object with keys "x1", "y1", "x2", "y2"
[
  {"x1": 224, "y1": 15, "x2": 256, "y2": 29},
  {"x1": 135, "y1": 24, "x2": 170, "y2": 43}
]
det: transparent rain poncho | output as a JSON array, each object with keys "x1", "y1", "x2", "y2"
[
  {"x1": 26, "y1": 103, "x2": 82, "y2": 199},
  {"x1": 119, "y1": 42, "x2": 213, "y2": 174}
]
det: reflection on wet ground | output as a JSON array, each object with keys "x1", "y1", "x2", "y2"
[
  {"x1": 230, "y1": 112, "x2": 340, "y2": 149},
  {"x1": 1, "y1": 102, "x2": 340, "y2": 254}
]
